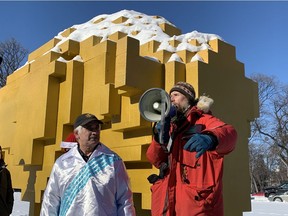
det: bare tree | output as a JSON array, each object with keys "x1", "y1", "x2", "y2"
[
  {"x1": 249, "y1": 73, "x2": 288, "y2": 187},
  {"x1": 0, "y1": 38, "x2": 29, "y2": 87}
]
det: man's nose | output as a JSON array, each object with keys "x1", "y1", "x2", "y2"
[{"x1": 91, "y1": 130, "x2": 99, "y2": 134}]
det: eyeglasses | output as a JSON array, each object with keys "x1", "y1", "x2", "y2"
[{"x1": 83, "y1": 122, "x2": 101, "y2": 132}]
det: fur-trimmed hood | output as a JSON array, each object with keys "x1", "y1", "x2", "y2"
[{"x1": 196, "y1": 96, "x2": 214, "y2": 113}]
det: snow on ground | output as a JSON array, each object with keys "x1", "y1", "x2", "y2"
[
  {"x1": 243, "y1": 195, "x2": 288, "y2": 216},
  {"x1": 11, "y1": 192, "x2": 288, "y2": 216},
  {"x1": 11, "y1": 192, "x2": 29, "y2": 216}
]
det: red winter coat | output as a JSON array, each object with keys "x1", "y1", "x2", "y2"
[{"x1": 146, "y1": 102, "x2": 237, "y2": 216}]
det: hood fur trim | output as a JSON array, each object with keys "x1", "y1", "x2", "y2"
[{"x1": 196, "y1": 96, "x2": 213, "y2": 113}]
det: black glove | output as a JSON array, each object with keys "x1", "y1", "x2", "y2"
[
  {"x1": 183, "y1": 133, "x2": 217, "y2": 158},
  {"x1": 154, "y1": 106, "x2": 176, "y2": 144},
  {"x1": 155, "y1": 117, "x2": 170, "y2": 143}
]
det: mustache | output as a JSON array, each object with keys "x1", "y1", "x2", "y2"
[{"x1": 89, "y1": 135, "x2": 99, "y2": 140}]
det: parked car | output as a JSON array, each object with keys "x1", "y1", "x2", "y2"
[
  {"x1": 264, "y1": 182, "x2": 288, "y2": 197},
  {"x1": 268, "y1": 191, "x2": 288, "y2": 202}
]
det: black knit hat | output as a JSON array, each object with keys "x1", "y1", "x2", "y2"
[
  {"x1": 169, "y1": 81, "x2": 196, "y2": 104},
  {"x1": 74, "y1": 113, "x2": 103, "y2": 129}
]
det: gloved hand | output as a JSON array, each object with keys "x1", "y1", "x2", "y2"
[
  {"x1": 154, "y1": 106, "x2": 176, "y2": 144},
  {"x1": 183, "y1": 133, "x2": 217, "y2": 158},
  {"x1": 155, "y1": 117, "x2": 170, "y2": 144}
]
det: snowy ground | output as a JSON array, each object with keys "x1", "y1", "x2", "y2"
[
  {"x1": 11, "y1": 192, "x2": 288, "y2": 216},
  {"x1": 243, "y1": 195, "x2": 288, "y2": 216},
  {"x1": 11, "y1": 192, "x2": 30, "y2": 216}
]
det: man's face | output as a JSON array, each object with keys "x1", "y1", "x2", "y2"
[
  {"x1": 75, "y1": 121, "x2": 101, "y2": 149},
  {"x1": 170, "y1": 91, "x2": 190, "y2": 113}
]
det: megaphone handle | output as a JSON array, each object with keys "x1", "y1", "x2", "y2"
[{"x1": 159, "y1": 97, "x2": 166, "y2": 145}]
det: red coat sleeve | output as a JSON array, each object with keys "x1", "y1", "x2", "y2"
[
  {"x1": 146, "y1": 137, "x2": 169, "y2": 168},
  {"x1": 199, "y1": 114, "x2": 237, "y2": 156}
]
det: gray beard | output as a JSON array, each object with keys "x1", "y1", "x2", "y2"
[{"x1": 176, "y1": 104, "x2": 190, "y2": 114}]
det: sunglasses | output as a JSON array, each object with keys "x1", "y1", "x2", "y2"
[{"x1": 83, "y1": 122, "x2": 101, "y2": 131}]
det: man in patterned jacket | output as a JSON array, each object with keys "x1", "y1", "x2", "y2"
[{"x1": 41, "y1": 113, "x2": 136, "y2": 216}]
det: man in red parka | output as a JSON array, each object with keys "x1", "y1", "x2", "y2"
[{"x1": 146, "y1": 82, "x2": 237, "y2": 216}]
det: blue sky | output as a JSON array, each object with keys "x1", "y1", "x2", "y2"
[{"x1": 1, "y1": 1, "x2": 287, "y2": 84}]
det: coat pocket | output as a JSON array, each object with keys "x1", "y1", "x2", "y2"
[
  {"x1": 182, "y1": 149, "x2": 199, "y2": 168},
  {"x1": 183, "y1": 183, "x2": 215, "y2": 208},
  {"x1": 150, "y1": 178, "x2": 169, "y2": 215}
]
